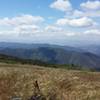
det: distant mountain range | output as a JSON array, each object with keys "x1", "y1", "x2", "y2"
[
  {"x1": 0, "y1": 42, "x2": 100, "y2": 70},
  {"x1": 79, "y1": 45, "x2": 100, "y2": 57}
]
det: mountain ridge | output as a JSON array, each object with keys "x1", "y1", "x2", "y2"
[{"x1": 0, "y1": 42, "x2": 100, "y2": 70}]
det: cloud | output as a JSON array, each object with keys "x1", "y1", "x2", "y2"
[
  {"x1": 73, "y1": 9, "x2": 100, "y2": 18},
  {"x1": 0, "y1": 15, "x2": 44, "y2": 36},
  {"x1": 80, "y1": 0, "x2": 100, "y2": 10},
  {"x1": 14, "y1": 25, "x2": 40, "y2": 34},
  {"x1": 84, "y1": 29, "x2": 100, "y2": 35},
  {"x1": 0, "y1": 15, "x2": 44, "y2": 26},
  {"x1": 56, "y1": 17, "x2": 95, "y2": 27},
  {"x1": 73, "y1": 1, "x2": 100, "y2": 18},
  {"x1": 64, "y1": 32, "x2": 76, "y2": 36},
  {"x1": 0, "y1": 25, "x2": 40, "y2": 37},
  {"x1": 72, "y1": 10, "x2": 84, "y2": 18},
  {"x1": 50, "y1": 0, "x2": 72, "y2": 12},
  {"x1": 44, "y1": 24, "x2": 77, "y2": 37},
  {"x1": 45, "y1": 25, "x2": 62, "y2": 32}
]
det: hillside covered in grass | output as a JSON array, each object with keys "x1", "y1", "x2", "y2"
[{"x1": 0, "y1": 63, "x2": 100, "y2": 100}]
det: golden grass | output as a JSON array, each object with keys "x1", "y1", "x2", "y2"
[{"x1": 0, "y1": 63, "x2": 100, "y2": 100}]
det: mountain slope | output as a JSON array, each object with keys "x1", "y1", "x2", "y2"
[
  {"x1": 0, "y1": 45, "x2": 100, "y2": 70},
  {"x1": 80, "y1": 45, "x2": 100, "y2": 57}
]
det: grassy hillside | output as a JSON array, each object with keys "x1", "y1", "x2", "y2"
[{"x1": 0, "y1": 63, "x2": 100, "y2": 100}]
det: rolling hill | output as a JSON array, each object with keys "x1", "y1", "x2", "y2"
[{"x1": 0, "y1": 42, "x2": 100, "y2": 70}]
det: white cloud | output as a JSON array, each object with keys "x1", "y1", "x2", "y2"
[
  {"x1": 0, "y1": 25, "x2": 41, "y2": 38},
  {"x1": 65, "y1": 32, "x2": 76, "y2": 36},
  {"x1": 56, "y1": 18, "x2": 68, "y2": 26},
  {"x1": 72, "y1": 10, "x2": 84, "y2": 18},
  {"x1": 56, "y1": 17, "x2": 95, "y2": 27},
  {"x1": 14, "y1": 25, "x2": 40, "y2": 34},
  {"x1": 0, "y1": 15, "x2": 44, "y2": 36},
  {"x1": 84, "y1": 29, "x2": 100, "y2": 35},
  {"x1": 75, "y1": 1, "x2": 100, "y2": 18},
  {"x1": 80, "y1": 0, "x2": 100, "y2": 10},
  {"x1": 73, "y1": 9, "x2": 100, "y2": 18},
  {"x1": 45, "y1": 25, "x2": 62, "y2": 32},
  {"x1": 45, "y1": 24, "x2": 80, "y2": 37},
  {"x1": 50, "y1": 0, "x2": 72, "y2": 12},
  {"x1": 0, "y1": 25, "x2": 40, "y2": 36},
  {"x1": 0, "y1": 15, "x2": 44, "y2": 27},
  {"x1": 0, "y1": 30, "x2": 16, "y2": 35}
]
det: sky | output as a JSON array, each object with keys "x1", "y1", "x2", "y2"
[{"x1": 0, "y1": 0, "x2": 100, "y2": 45}]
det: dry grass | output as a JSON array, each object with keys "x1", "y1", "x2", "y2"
[{"x1": 0, "y1": 63, "x2": 100, "y2": 100}]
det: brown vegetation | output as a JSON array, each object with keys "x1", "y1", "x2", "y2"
[{"x1": 0, "y1": 63, "x2": 100, "y2": 100}]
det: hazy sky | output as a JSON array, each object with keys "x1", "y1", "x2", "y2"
[{"x1": 0, "y1": 0, "x2": 100, "y2": 45}]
